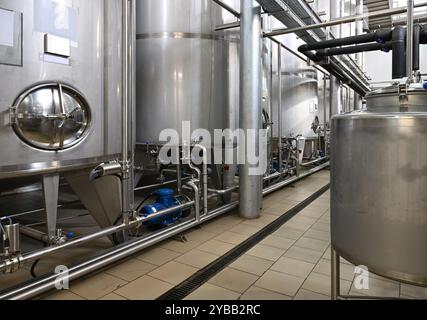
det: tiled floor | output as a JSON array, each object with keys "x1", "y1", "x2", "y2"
[{"x1": 25, "y1": 170, "x2": 427, "y2": 300}]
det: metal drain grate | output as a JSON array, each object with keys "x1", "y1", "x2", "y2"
[{"x1": 157, "y1": 183, "x2": 330, "y2": 300}]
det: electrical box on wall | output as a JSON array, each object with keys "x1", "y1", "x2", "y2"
[{"x1": 0, "y1": 8, "x2": 23, "y2": 66}]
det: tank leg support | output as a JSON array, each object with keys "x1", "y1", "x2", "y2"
[
  {"x1": 42, "y1": 174, "x2": 60, "y2": 240},
  {"x1": 331, "y1": 247, "x2": 341, "y2": 300}
]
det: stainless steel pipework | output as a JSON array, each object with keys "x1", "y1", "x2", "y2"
[
  {"x1": 407, "y1": 0, "x2": 415, "y2": 83},
  {"x1": 194, "y1": 144, "x2": 209, "y2": 216}
]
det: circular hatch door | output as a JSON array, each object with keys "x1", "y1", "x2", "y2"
[{"x1": 11, "y1": 82, "x2": 92, "y2": 151}]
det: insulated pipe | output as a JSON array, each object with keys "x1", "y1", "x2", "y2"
[
  {"x1": 413, "y1": 25, "x2": 421, "y2": 71},
  {"x1": 298, "y1": 29, "x2": 392, "y2": 52},
  {"x1": 315, "y1": 42, "x2": 392, "y2": 57},
  {"x1": 392, "y1": 26, "x2": 407, "y2": 79},
  {"x1": 239, "y1": 0, "x2": 262, "y2": 219}
]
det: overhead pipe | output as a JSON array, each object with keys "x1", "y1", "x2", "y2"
[
  {"x1": 264, "y1": 2, "x2": 427, "y2": 38},
  {"x1": 315, "y1": 42, "x2": 392, "y2": 57}
]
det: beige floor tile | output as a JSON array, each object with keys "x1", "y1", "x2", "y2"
[
  {"x1": 209, "y1": 268, "x2": 258, "y2": 293},
  {"x1": 243, "y1": 215, "x2": 277, "y2": 228},
  {"x1": 115, "y1": 275, "x2": 173, "y2": 300},
  {"x1": 313, "y1": 259, "x2": 355, "y2": 282},
  {"x1": 284, "y1": 246, "x2": 324, "y2": 264},
  {"x1": 240, "y1": 286, "x2": 292, "y2": 300},
  {"x1": 149, "y1": 261, "x2": 199, "y2": 285},
  {"x1": 136, "y1": 247, "x2": 181, "y2": 266},
  {"x1": 294, "y1": 289, "x2": 330, "y2": 300},
  {"x1": 197, "y1": 239, "x2": 235, "y2": 256},
  {"x1": 215, "y1": 231, "x2": 249, "y2": 245},
  {"x1": 350, "y1": 277, "x2": 400, "y2": 298},
  {"x1": 247, "y1": 244, "x2": 286, "y2": 262},
  {"x1": 43, "y1": 290, "x2": 85, "y2": 300},
  {"x1": 254, "y1": 270, "x2": 304, "y2": 297},
  {"x1": 291, "y1": 215, "x2": 318, "y2": 226},
  {"x1": 260, "y1": 235, "x2": 295, "y2": 250},
  {"x1": 304, "y1": 229, "x2": 331, "y2": 242},
  {"x1": 285, "y1": 192, "x2": 313, "y2": 202},
  {"x1": 401, "y1": 283, "x2": 427, "y2": 299},
  {"x1": 270, "y1": 257, "x2": 315, "y2": 279},
  {"x1": 183, "y1": 228, "x2": 217, "y2": 243},
  {"x1": 230, "y1": 254, "x2": 274, "y2": 276},
  {"x1": 230, "y1": 224, "x2": 261, "y2": 236},
  {"x1": 175, "y1": 249, "x2": 219, "y2": 269},
  {"x1": 299, "y1": 207, "x2": 327, "y2": 219},
  {"x1": 284, "y1": 220, "x2": 313, "y2": 232},
  {"x1": 161, "y1": 239, "x2": 202, "y2": 254},
  {"x1": 294, "y1": 237, "x2": 330, "y2": 253},
  {"x1": 185, "y1": 283, "x2": 240, "y2": 300},
  {"x1": 302, "y1": 272, "x2": 351, "y2": 297},
  {"x1": 273, "y1": 226, "x2": 305, "y2": 240},
  {"x1": 106, "y1": 259, "x2": 158, "y2": 282},
  {"x1": 70, "y1": 273, "x2": 127, "y2": 300},
  {"x1": 310, "y1": 221, "x2": 331, "y2": 233},
  {"x1": 99, "y1": 293, "x2": 128, "y2": 300}
]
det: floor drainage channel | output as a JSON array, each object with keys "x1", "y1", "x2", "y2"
[{"x1": 157, "y1": 183, "x2": 331, "y2": 300}]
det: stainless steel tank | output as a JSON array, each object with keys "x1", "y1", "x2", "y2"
[
  {"x1": 0, "y1": 0, "x2": 123, "y2": 231},
  {"x1": 331, "y1": 84, "x2": 427, "y2": 286},
  {"x1": 135, "y1": 0, "x2": 240, "y2": 145},
  {"x1": 0, "y1": 0, "x2": 122, "y2": 177}
]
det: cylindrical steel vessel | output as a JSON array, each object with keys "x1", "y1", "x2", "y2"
[
  {"x1": 331, "y1": 84, "x2": 427, "y2": 286},
  {"x1": 135, "y1": 0, "x2": 240, "y2": 145},
  {"x1": 0, "y1": 0, "x2": 122, "y2": 180}
]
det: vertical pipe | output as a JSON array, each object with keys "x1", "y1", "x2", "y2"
[
  {"x1": 407, "y1": 0, "x2": 414, "y2": 82},
  {"x1": 277, "y1": 45, "x2": 283, "y2": 173},
  {"x1": 331, "y1": 247, "x2": 341, "y2": 300},
  {"x1": 354, "y1": 0, "x2": 363, "y2": 110},
  {"x1": 121, "y1": 0, "x2": 132, "y2": 224},
  {"x1": 330, "y1": 0, "x2": 342, "y2": 117},
  {"x1": 130, "y1": 0, "x2": 136, "y2": 212},
  {"x1": 323, "y1": 75, "x2": 328, "y2": 156},
  {"x1": 239, "y1": 0, "x2": 262, "y2": 219}
]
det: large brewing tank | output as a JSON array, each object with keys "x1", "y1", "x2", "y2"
[
  {"x1": 135, "y1": 0, "x2": 240, "y2": 145},
  {"x1": 331, "y1": 84, "x2": 427, "y2": 286},
  {"x1": 0, "y1": 0, "x2": 122, "y2": 229}
]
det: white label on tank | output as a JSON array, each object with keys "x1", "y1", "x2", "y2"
[{"x1": 0, "y1": 9, "x2": 14, "y2": 47}]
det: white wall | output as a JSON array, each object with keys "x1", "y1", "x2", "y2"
[{"x1": 365, "y1": 46, "x2": 427, "y2": 82}]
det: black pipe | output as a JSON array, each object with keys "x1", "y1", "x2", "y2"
[
  {"x1": 421, "y1": 27, "x2": 427, "y2": 44},
  {"x1": 414, "y1": 25, "x2": 421, "y2": 71},
  {"x1": 316, "y1": 42, "x2": 392, "y2": 57},
  {"x1": 392, "y1": 26, "x2": 406, "y2": 79},
  {"x1": 298, "y1": 29, "x2": 392, "y2": 52}
]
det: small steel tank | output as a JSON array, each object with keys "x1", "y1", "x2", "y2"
[{"x1": 331, "y1": 84, "x2": 427, "y2": 286}]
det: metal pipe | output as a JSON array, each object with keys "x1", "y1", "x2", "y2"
[
  {"x1": 194, "y1": 144, "x2": 208, "y2": 216},
  {"x1": 239, "y1": 0, "x2": 262, "y2": 219},
  {"x1": 300, "y1": 157, "x2": 329, "y2": 167},
  {"x1": 0, "y1": 162, "x2": 329, "y2": 299},
  {"x1": 212, "y1": 0, "x2": 240, "y2": 18},
  {"x1": 263, "y1": 162, "x2": 329, "y2": 196},
  {"x1": 0, "y1": 200, "x2": 195, "y2": 273},
  {"x1": 407, "y1": 0, "x2": 415, "y2": 82},
  {"x1": 6, "y1": 201, "x2": 81, "y2": 220},
  {"x1": 277, "y1": 45, "x2": 283, "y2": 174},
  {"x1": 208, "y1": 186, "x2": 238, "y2": 196},
  {"x1": 331, "y1": 247, "x2": 341, "y2": 300},
  {"x1": 187, "y1": 181, "x2": 200, "y2": 222},
  {"x1": 354, "y1": 0, "x2": 364, "y2": 111},
  {"x1": 20, "y1": 226, "x2": 50, "y2": 244},
  {"x1": 134, "y1": 177, "x2": 191, "y2": 192},
  {"x1": 121, "y1": 0, "x2": 132, "y2": 225},
  {"x1": 264, "y1": 2, "x2": 427, "y2": 38}
]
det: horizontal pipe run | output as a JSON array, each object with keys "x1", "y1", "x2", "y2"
[
  {"x1": 20, "y1": 226, "x2": 50, "y2": 244},
  {"x1": 263, "y1": 162, "x2": 330, "y2": 196},
  {"x1": 0, "y1": 201, "x2": 195, "y2": 271},
  {"x1": 300, "y1": 157, "x2": 329, "y2": 167},
  {"x1": 212, "y1": 0, "x2": 240, "y2": 18},
  {"x1": 299, "y1": 30, "x2": 392, "y2": 52},
  {"x1": 315, "y1": 42, "x2": 392, "y2": 57},
  {"x1": 0, "y1": 163, "x2": 329, "y2": 299},
  {"x1": 134, "y1": 177, "x2": 191, "y2": 192},
  {"x1": 264, "y1": 3, "x2": 427, "y2": 37},
  {"x1": 215, "y1": 21, "x2": 240, "y2": 31}
]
